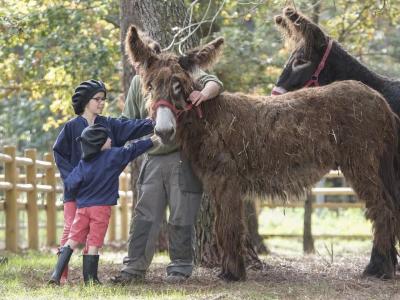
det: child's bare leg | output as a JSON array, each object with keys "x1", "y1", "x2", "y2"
[
  {"x1": 82, "y1": 206, "x2": 111, "y2": 285},
  {"x1": 87, "y1": 246, "x2": 99, "y2": 255},
  {"x1": 64, "y1": 239, "x2": 80, "y2": 250},
  {"x1": 59, "y1": 201, "x2": 77, "y2": 283}
]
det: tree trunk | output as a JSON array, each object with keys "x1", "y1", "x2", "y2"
[
  {"x1": 303, "y1": 191, "x2": 315, "y2": 253},
  {"x1": 120, "y1": 0, "x2": 200, "y2": 254},
  {"x1": 195, "y1": 194, "x2": 220, "y2": 267},
  {"x1": 120, "y1": 0, "x2": 199, "y2": 93},
  {"x1": 245, "y1": 200, "x2": 269, "y2": 255}
]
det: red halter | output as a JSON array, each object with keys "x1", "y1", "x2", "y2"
[
  {"x1": 151, "y1": 99, "x2": 203, "y2": 121},
  {"x1": 303, "y1": 39, "x2": 333, "y2": 88}
]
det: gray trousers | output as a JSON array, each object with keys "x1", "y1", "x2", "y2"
[{"x1": 121, "y1": 151, "x2": 202, "y2": 277}]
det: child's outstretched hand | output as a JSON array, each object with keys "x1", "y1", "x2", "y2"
[{"x1": 150, "y1": 135, "x2": 162, "y2": 147}]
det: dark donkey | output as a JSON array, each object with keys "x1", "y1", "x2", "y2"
[
  {"x1": 273, "y1": 7, "x2": 400, "y2": 116},
  {"x1": 273, "y1": 7, "x2": 400, "y2": 279},
  {"x1": 125, "y1": 25, "x2": 400, "y2": 281}
]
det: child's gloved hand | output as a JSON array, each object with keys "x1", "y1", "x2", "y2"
[{"x1": 150, "y1": 135, "x2": 162, "y2": 147}]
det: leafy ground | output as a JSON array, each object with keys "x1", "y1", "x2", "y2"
[
  {"x1": 2, "y1": 240, "x2": 400, "y2": 300},
  {"x1": 2, "y1": 208, "x2": 400, "y2": 299}
]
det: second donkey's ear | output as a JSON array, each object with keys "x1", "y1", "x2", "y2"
[
  {"x1": 178, "y1": 37, "x2": 224, "y2": 71},
  {"x1": 125, "y1": 25, "x2": 158, "y2": 69},
  {"x1": 283, "y1": 7, "x2": 327, "y2": 48}
]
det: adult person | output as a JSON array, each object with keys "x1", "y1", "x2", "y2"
[{"x1": 111, "y1": 38, "x2": 223, "y2": 284}]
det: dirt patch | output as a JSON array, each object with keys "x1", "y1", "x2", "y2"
[{"x1": 61, "y1": 253, "x2": 400, "y2": 299}]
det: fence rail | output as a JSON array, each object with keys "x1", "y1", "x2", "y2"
[
  {"x1": 0, "y1": 146, "x2": 133, "y2": 252},
  {"x1": 0, "y1": 145, "x2": 362, "y2": 252}
]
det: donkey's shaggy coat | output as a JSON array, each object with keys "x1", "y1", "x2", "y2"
[{"x1": 125, "y1": 26, "x2": 400, "y2": 281}]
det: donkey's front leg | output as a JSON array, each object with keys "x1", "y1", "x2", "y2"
[{"x1": 214, "y1": 180, "x2": 246, "y2": 281}]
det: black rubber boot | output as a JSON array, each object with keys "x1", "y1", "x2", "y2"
[
  {"x1": 83, "y1": 255, "x2": 101, "y2": 285},
  {"x1": 48, "y1": 246, "x2": 73, "y2": 285}
]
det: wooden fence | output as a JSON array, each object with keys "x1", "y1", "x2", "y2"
[
  {"x1": 0, "y1": 145, "x2": 132, "y2": 252},
  {"x1": 0, "y1": 145, "x2": 366, "y2": 253}
]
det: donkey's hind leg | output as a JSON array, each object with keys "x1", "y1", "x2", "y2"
[
  {"x1": 342, "y1": 168, "x2": 397, "y2": 279},
  {"x1": 364, "y1": 242, "x2": 397, "y2": 279}
]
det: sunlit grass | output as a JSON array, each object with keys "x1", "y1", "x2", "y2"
[
  {"x1": 259, "y1": 207, "x2": 372, "y2": 236},
  {"x1": 259, "y1": 207, "x2": 372, "y2": 257},
  {"x1": 0, "y1": 252, "x2": 200, "y2": 299},
  {"x1": 0, "y1": 207, "x2": 378, "y2": 299}
]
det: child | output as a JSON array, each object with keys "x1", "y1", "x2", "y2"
[
  {"x1": 49, "y1": 124, "x2": 160, "y2": 285},
  {"x1": 53, "y1": 79, "x2": 154, "y2": 283}
]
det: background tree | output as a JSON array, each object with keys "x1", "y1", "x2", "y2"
[
  {"x1": 119, "y1": 0, "x2": 201, "y2": 253},
  {"x1": 0, "y1": 0, "x2": 120, "y2": 151},
  {"x1": 1, "y1": 0, "x2": 400, "y2": 263},
  {"x1": 1, "y1": 0, "x2": 399, "y2": 151}
]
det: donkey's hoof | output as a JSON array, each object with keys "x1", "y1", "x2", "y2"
[
  {"x1": 363, "y1": 263, "x2": 395, "y2": 280},
  {"x1": 217, "y1": 271, "x2": 239, "y2": 282},
  {"x1": 396, "y1": 263, "x2": 400, "y2": 272},
  {"x1": 217, "y1": 270, "x2": 245, "y2": 282}
]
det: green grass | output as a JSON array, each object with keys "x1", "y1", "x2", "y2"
[
  {"x1": 259, "y1": 207, "x2": 371, "y2": 236},
  {"x1": 0, "y1": 251, "x2": 287, "y2": 300},
  {"x1": 1, "y1": 249, "x2": 398, "y2": 300},
  {"x1": 0, "y1": 207, "x2": 390, "y2": 299},
  {"x1": 259, "y1": 207, "x2": 372, "y2": 256}
]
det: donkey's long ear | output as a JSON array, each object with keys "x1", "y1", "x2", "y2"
[
  {"x1": 125, "y1": 25, "x2": 157, "y2": 67},
  {"x1": 274, "y1": 14, "x2": 301, "y2": 49},
  {"x1": 275, "y1": 15, "x2": 294, "y2": 38},
  {"x1": 283, "y1": 7, "x2": 327, "y2": 48},
  {"x1": 178, "y1": 37, "x2": 224, "y2": 71}
]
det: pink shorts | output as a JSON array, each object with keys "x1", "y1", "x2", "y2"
[
  {"x1": 68, "y1": 205, "x2": 112, "y2": 248},
  {"x1": 60, "y1": 201, "x2": 77, "y2": 246}
]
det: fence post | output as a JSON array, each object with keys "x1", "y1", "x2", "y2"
[
  {"x1": 120, "y1": 171, "x2": 128, "y2": 241},
  {"x1": 303, "y1": 190, "x2": 315, "y2": 253},
  {"x1": 44, "y1": 153, "x2": 57, "y2": 246},
  {"x1": 25, "y1": 149, "x2": 39, "y2": 250},
  {"x1": 4, "y1": 146, "x2": 18, "y2": 252}
]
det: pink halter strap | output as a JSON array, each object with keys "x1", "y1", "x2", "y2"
[
  {"x1": 303, "y1": 39, "x2": 333, "y2": 88},
  {"x1": 151, "y1": 99, "x2": 203, "y2": 121}
]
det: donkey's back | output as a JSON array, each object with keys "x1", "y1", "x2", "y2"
[{"x1": 190, "y1": 80, "x2": 398, "y2": 199}]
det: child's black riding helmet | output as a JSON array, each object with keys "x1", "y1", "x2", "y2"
[
  {"x1": 77, "y1": 124, "x2": 109, "y2": 161},
  {"x1": 72, "y1": 80, "x2": 106, "y2": 115}
]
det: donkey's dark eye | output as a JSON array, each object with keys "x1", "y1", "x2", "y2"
[
  {"x1": 293, "y1": 58, "x2": 308, "y2": 67},
  {"x1": 172, "y1": 80, "x2": 181, "y2": 95},
  {"x1": 147, "y1": 83, "x2": 153, "y2": 91}
]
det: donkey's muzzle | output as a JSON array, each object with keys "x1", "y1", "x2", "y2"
[
  {"x1": 271, "y1": 86, "x2": 287, "y2": 96},
  {"x1": 155, "y1": 128, "x2": 175, "y2": 144}
]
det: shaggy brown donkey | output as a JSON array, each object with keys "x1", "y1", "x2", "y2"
[
  {"x1": 125, "y1": 25, "x2": 400, "y2": 281},
  {"x1": 273, "y1": 7, "x2": 400, "y2": 116}
]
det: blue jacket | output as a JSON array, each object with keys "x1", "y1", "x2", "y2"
[
  {"x1": 53, "y1": 115, "x2": 154, "y2": 201},
  {"x1": 64, "y1": 139, "x2": 153, "y2": 208}
]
